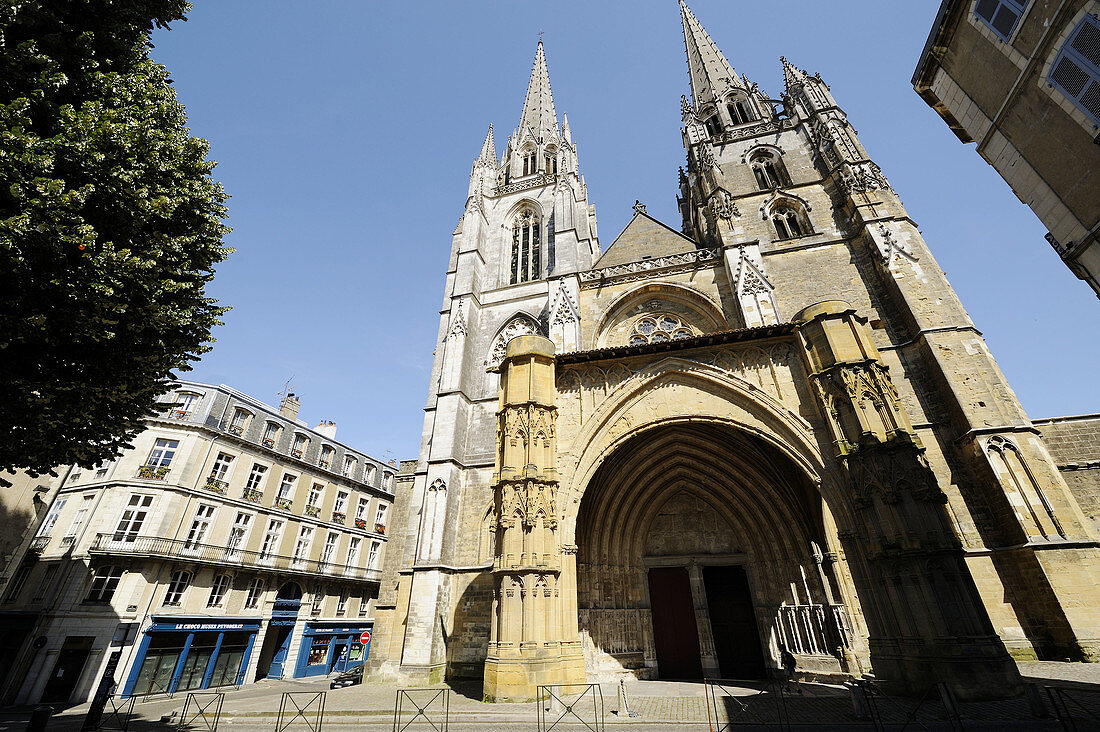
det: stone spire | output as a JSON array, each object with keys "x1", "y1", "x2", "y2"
[
  {"x1": 781, "y1": 56, "x2": 810, "y2": 91},
  {"x1": 517, "y1": 40, "x2": 559, "y2": 141},
  {"x1": 476, "y1": 123, "x2": 496, "y2": 167},
  {"x1": 679, "y1": 0, "x2": 742, "y2": 108}
]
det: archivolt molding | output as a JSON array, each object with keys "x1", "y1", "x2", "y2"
[
  {"x1": 486, "y1": 312, "x2": 543, "y2": 369},
  {"x1": 556, "y1": 360, "x2": 831, "y2": 531},
  {"x1": 592, "y1": 282, "x2": 728, "y2": 349}
]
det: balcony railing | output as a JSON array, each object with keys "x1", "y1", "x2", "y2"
[
  {"x1": 168, "y1": 409, "x2": 193, "y2": 421},
  {"x1": 291, "y1": 449, "x2": 304, "y2": 459},
  {"x1": 354, "y1": 518, "x2": 367, "y2": 530},
  {"x1": 227, "y1": 424, "x2": 245, "y2": 436},
  {"x1": 332, "y1": 511, "x2": 346, "y2": 525},
  {"x1": 88, "y1": 533, "x2": 382, "y2": 582},
  {"x1": 29, "y1": 536, "x2": 50, "y2": 552},
  {"x1": 375, "y1": 523, "x2": 386, "y2": 535},
  {"x1": 273, "y1": 497, "x2": 293, "y2": 511},
  {"x1": 304, "y1": 505, "x2": 320, "y2": 518},
  {"x1": 242, "y1": 487, "x2": 263, "y2": 503},
  {"x1": 137, "y1": 465, "x2": 171, "y2": 480},
  {"x1": 203, "y1": 477, "x2": 228, "y2": 494},
  {"x1": 262, "y1": 437, "x2": 276, "y2": 448}
]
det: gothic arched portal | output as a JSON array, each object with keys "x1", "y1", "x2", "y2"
[{"x1": 575, "y1": 422, "x2": 857, "y2": 680}]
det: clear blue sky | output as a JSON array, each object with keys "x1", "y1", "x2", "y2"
[{"x1": 149, "y1": 1, "x2": 1100, "y2": 462}]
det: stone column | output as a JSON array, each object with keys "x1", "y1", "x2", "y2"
[
  {"x1": 686, "y1": 562, "x2": 721, "y2": 677},
  {"x1": 483, "y1": 335, "x2": 586, "y2": 702},
  {"x1": 794, "y1": 301, "x2": 1021, "y2": 700}
]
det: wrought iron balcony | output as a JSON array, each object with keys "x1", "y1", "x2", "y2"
[
  {"x1": 262, "y1": 437, "x2": 276, "y2": 448},
  {"x1": 88, "y1": 533, "x2": 382, "y2": 583},
  {"x1": 227, "y1": 424, "x2": 245, "y2": 436},
  {"x1": 291, "y1": 449, "x2": 304, "y2": 459},
  {"x1": 273, "y1": 497, "x2": 293, "y2": 511},
  {"x1": 332, "y1": 511, "x2": 346, "y2": 525},
  {"x1": 28, "y1": 536, "x2": 50, "y2": 552},
  {"x1": 354, "y1": 518, "x2": 367, "y2": 530},
  {"x1": 304, "y1": 505, "x2": 320, "y2": 518},
  {"x1": 167, "y1": 409, "x2": 194, "y2": 421},
  {"x1": 136, "y1": 465, "x2": 171, "y2": 480},
  {"x1": 203, "y1": 477, "x2": 228, "y2": 494},
  {"x1": 242, "y1": 487, "x2": 263, "y2": 503},
  {"x1": 375, "y1": 523, "x2": 386, "y2": 535}
]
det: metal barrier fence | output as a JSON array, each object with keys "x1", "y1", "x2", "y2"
[
  {"x1": 1046, "y1": 686, "x2": 1100, "y2": 732},
  {"x1": 277, "y1": 691, "x2": 326, "y2": 732},
  {"x1": 392, "y1": 688, "x2": 449, "y2": 732},
  {"x1": 177, "y1": 692, "x2": 224, "y2": 732},
  {"x1": 704, "y1": 677, "x2": 790, "y2": 732},
  {"x1": 537, "y1": 683, "x2": 604, "y2": 732},
  {"x1": 96, "y1": 695, "x2": 135, "y2": 732}
]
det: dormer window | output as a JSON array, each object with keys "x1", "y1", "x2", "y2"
[
  {"x1": 228, "y1": 408, "x2": 251, "y2": 436},
  {"x1": 342, "y1": 455, "x2": 358, "y2": 478},
  {"x1": 510, "y1": 208, "x2": 541, "y2": 285},
  {"x1": 320, "y1": 445, "x2": 334, "y2": 470},
  {"x1": 291, "y1": 433, "x2": 309, "y2": 459},
  {"x1": 727, "y1": 95, "x2": 755, "y2": 125},
  {"x1": 262, "y1": 422, "x2": 281, "y2": 449},
  {"x1": 522, "y1": 148, "x2": 537, "y2": 176},
  {"x1": 172, "y1": 391, "x2": 201, "y2": 420}
]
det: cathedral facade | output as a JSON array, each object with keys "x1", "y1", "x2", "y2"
[{"x1": 368, "y1": 1, "x2": 1100, "y2": 702}]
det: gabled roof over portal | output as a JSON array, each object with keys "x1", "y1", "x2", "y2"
[{"x1": 595, "y1": 207, "x2": 701, "y2": 268}]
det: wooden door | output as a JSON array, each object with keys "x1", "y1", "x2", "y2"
[
  {"x1": 647, "y1": 567, "x2": 703, "y2": 679},
  {"x1": 703, "y1": 565, "x2": 766, "y2": 679}
]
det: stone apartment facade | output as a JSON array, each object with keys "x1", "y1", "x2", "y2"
[
  {"x1": 913, "y1": 0, "x2": 1100, "y2": 296},
  {"x1": 369, "y1": 0, "x2": 1100, "y2": 702},
  {"x1": 0, "y1": 381, "x2": 396, "y2": 706}
]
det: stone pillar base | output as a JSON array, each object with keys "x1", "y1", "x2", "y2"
[
  {"x1": 366, "y1": 660, "x2": 446, "y2": 687},
  {"x1": 483, "y1": 650, "x2": 587, "y2": 703},
  {"x1": 870, "y1": 638, "x2": 1022, "y2": 701}
]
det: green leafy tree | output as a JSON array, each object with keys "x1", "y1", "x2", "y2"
[{"x1": 0, "y1": 1, "x2": 231, "y2": 478}]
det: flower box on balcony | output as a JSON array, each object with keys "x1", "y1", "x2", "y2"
[
  {"x1": 318, "y1": 460, "x2": 330, "y2": 469},
  {"x1": 243, "y1": 488, "x2": 263, "y2": 503},
  {"x1": 274, "y1": 497, "x2": 293, "y2": 511},
  {"x1": 375, "y1": 523, "x2": 386, "y2": 535},
  {"x1": 291, "y1": 449, "x2": 304, "y2": 459},
  {"x1": 262, "y1": 437, "x2": 276, "y2": 448},
  {"x1": 332, "y1": 511, "x2": 346, "y2": 524},
  {"x1": 304, "y1": 505, "x2": 320, "y2": 518},
  {"x1": 203, "y1": 477, "x2": 228, "y2": 494},
  {"x1": 228, "y1": 424, "x2": 245, "y2": 436},
  {"x1": 138, "y1": 465, "x2": 171, "y2": 480},
  {"x1": 354, "y1": 518, "x2": 367, "y2": 530},
  {"x1": 170, "y1": 409, "x2": 191, "y2": 420}
]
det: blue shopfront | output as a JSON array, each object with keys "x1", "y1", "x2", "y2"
[
  {"x1": 293, "y1": 622, "x2": 372, "y2": 678},
  {"x1": 121, "y1": 617, "x2": 261, "y2": 697}
]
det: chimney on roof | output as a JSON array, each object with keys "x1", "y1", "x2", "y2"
[
  {"x1": 315, "y1": 420, "x2": 337, "y2": 439},
  {"x1": 280, "y1": 392, "x2": 301, "y2": 420}
]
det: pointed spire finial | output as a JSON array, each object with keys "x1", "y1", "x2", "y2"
[
  {"x1": 633, "y1": 200, "x2": 647, "y2": 215},
  {"x1": 679, "y1": 0, "x2": 742, "y2": 108},
  {"x1": 517, "y1": 40, "x2": 559, "y2": 142},
  {"x1": 781, "y1": 55, "x2": 810, "y2": 90},
  {"x1": 476, "y1": 123, "x2": 496, "y2": 166}
]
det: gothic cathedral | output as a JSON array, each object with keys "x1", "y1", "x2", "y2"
[{"x1": 369, "y1": 1, "x2": 1100, "y2": 701}]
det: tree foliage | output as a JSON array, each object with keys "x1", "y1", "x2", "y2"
[{"x1": 0, "y1": 0, "x2": 231, "y2": 476}]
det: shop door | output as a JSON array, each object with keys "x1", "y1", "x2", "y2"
[
  {"x1": 703, "y1": 565, "x2": 765, "y2": 679},
  {"x1": 647, "y1": 567, "x2": 702, "y2": 679},
  {"x1": 329, "y1": 643, "x2": 348, "y2": 673},
  {"x1": 266, "y1": 628, "x2": 293, "y2": 679},
  {"x1": 41, "y1": 637, "x2": 94, "y2": 703}
]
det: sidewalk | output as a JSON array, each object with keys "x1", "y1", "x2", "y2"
[{"x1": 11, "y1": 660, "x2": 1097, "y2": 731}]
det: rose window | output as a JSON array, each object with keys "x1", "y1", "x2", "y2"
[{"x1": 628, "y1": 314, "x2": 694, "y2": 345}]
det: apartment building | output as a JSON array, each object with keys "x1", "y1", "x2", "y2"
[{"x1": 0, "y1": 381, "x2": 396, "y2": 705}]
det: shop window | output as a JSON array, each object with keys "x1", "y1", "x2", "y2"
[
  {"x1": 113, "y1": 494, "x2": 154, "y2": 542},
  {"x1": 207, "y1": 574, "x2": 231, "y2": 607},
  {"x1": 307, "y1": 637, "x2": 329, "y2": 667},
  {"x1": 244, "y1": 578, "x2": 265, "y2": 609},
  {"x1": 163, "y1": 570, "x2": 191, "y2": 606}
]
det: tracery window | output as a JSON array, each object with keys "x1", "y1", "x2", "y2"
[
  {"x1": 750, "y1": 151, "x2": 789, "y2": 190},
  {"x1": 727, "y1": 95, "x2": 755, "y2": 125},
  {"x1": 771, "y1": 205, "x2": 811, "y2": 240},
  {"x1": 627, "y1": 314, "x2": 694, "y2": 345},
  {"x1": 703, "y1": 112, "x2": 722, "y2": 137},
  {"x1": 1048, "y1": 16, "x2": 1100, "y2": 126},
  {"x1": 510, "y1": 209, "x2": 541, "y2": 284},
  {"x1": 544, "y1": 147, "x2": 557, "y2": 175}
]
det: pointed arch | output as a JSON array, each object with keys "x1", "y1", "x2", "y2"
[{"x1": 487, "y1": 312, "x2": 543, "y2": 369}]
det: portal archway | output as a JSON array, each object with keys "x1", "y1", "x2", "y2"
[{"x1": 575, "y1": 422, "x2": 856, "y2": 680}]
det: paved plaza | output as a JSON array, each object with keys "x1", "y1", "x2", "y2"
[{"x1": 0, "y1": 661, "x2": 1095, "y2": 731}]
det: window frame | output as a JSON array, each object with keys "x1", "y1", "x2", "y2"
[
  {"x1": 207, "y1": 573, "x2": 232, "y2": 607},
  {"x1": 163, "y1": 570, "x2": 192, "y2": 606},
  {"x1": 1048, "y1": 15, "x2": 1100, "y2": 127},
  {"x1": 85, "y1": 565, "x2": 124, "y2": 604},
  {"x1": 973, "y1": 0, "x2": 1028, "y2": 42},
  {"x1": 244, "y1": 578, "x2": 265, "y2": 609}
]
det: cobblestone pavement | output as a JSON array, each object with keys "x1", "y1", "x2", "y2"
[{"x1": 4, "y1": 660, "x2": 1095, "y2": 731}]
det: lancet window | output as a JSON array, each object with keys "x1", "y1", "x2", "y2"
[
  {"x1": 627, "y1": 314, "x2": 694, "y2": 345},
  {"x1": 703, "y1": 113, "x2": 722, "y2": 137},
  {"x1": 544, "y1": 147, "x2": 558, "y2": 175},
  {"x1": 727, "y1": 94, "x2": 755, "y2": 125},
  {"x1": 510, "y1": 209, "x2": 541, "y2": 284},
  {"x1": 750, "y1": 151, "x2": 789, "y2": 190},
  {"x1": 522, "y1": 148, "x2": 537, "y2": 176},
  {"x1": 771, "y1": 205, "x2": 811, "y2": 240}
]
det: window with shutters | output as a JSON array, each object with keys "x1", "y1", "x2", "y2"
[
  {"x1": 974, "y1": 0, "x2": 1027, "y2": 41},
  {"x1": 1049, "y1": 15, "x2": 1100, "y2": 126}
]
